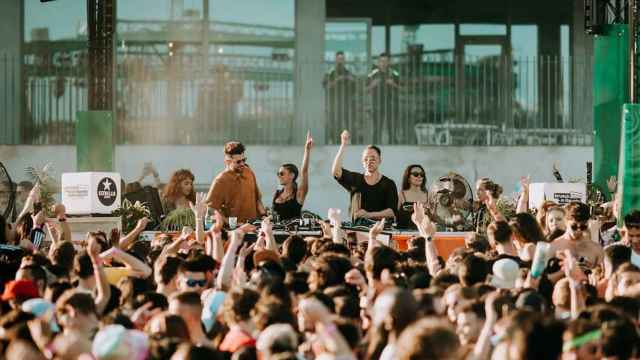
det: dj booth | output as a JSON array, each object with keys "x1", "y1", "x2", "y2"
[{"x1": 139, "y1": 227, "x2": 468, "y2": 260}]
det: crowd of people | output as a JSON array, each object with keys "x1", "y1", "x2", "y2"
[{"x1": 1, "y1": 130, "x2": 640, "y2": 360}]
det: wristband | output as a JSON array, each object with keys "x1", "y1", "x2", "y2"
[
  {"x1": 57, "y1": 217, "x2": 67, "y2": 222},
  {"x1": 426, "y1": 235, "x2": 433, "y2": 243}
]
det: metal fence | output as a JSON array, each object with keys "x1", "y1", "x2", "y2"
[{"x1": 2, "y1": 52, "x2": 593, "y2": 146}]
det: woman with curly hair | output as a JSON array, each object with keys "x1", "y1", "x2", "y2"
[{"x1": 162, "y1": 169, "x2": 196, "y2": 214}]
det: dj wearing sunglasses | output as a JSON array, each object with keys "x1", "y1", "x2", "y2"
[
  {"x1": 206, "y1": 141, "x2": 266, "y2": 225},
  {"x1": 549, "y1": 202, "x2": 604, "y2": 270}
]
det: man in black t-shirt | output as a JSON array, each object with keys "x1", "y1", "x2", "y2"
[{"x1": 331, "y1": 130, "x2": 398, "y2": 221}]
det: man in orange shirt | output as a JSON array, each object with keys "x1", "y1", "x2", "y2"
[{"x1": 206, "y1": 141, "x2": 265, "y2": 224}]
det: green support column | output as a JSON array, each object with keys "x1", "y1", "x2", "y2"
[
  {"x1": 76, "y1": 111, "x2": 114, "y2": 171},
  {"x1": 593, "y1": 25, "x2": 629, "y2": 199},
  {"x1": 618, "y1": 104, "x2": 640, "y2": 220}
]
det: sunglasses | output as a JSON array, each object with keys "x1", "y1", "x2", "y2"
[
  {"x1": 186, "y1": 279, "x2": 207, "y2": 287},
  {"x1": 570, "y1": 223, "x2": 589, "y2": 231},
  {"x1": 277, "y1": 171, "x2": 287, "y2": 177},
  {"x1": 411, "y1": 172, "x2": 424, "y2": 177},
  {"x1": 234, "y1": 158, "x2": 247, "y2": 165}
]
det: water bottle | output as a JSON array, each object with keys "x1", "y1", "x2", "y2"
[{"x1": 531, "y1": 242, "x2": 551, "y2": 278}]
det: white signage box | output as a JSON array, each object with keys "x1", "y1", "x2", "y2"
[
  {"x1": 62, "y1": 172, "x2": 121, "y2": 215},
  {"x1": 528, "y1": 182, "x2": 587, "y2": 209}
]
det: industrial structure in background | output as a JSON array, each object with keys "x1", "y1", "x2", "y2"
[{"x1": 2, "y1": 0, "x2": 594, "y2": 148}]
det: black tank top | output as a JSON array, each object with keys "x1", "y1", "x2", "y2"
[
  {"x1": 397, "y1": 201, "x2": 417, "y2": 229},
  {"x1": 396, "y1": 191, "x2": 426, "y2": 229},
  {"x1": 272, "y1": 190, "x2": 303, "y2": 221}
]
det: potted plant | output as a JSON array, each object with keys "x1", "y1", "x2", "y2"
[{"x1": 112, "y1": 199, "x2": 151, "y2": 234}]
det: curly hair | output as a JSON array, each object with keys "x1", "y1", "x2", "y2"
[{"x1": 163, "y1": 169, "x2": 196, "y2": 204}]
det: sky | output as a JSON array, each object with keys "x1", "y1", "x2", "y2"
[
  {"x1": 25, "y1": 0, "x2": 569, "y2": 110},
  {"x1": 25, "y1": 0, "x2": 555, "y2": 58}
]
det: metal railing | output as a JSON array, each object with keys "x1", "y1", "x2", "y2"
[{"x1": 2, "y1": 52, "x2": 593, "y2": 146}]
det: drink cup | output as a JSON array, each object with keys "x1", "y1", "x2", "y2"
[{"x1": 531, "y1": 242, "x2": 551, "y2": 278}]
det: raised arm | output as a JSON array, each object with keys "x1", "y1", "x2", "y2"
[
  {"x1": 564, "y1": 250, "x2": 587, "y2": 318},
  {"x1": 516, "y1": 176, "x2": 530, "y2": 214},
  {"x1": 332, "y1": 130, "x2": 350, "y2": 179},
  {"x1": 328, "y1": 208, "x2": 343, "y2": 244},
  {"x1": 297, "y1": 131, "x2": 313, "y2": 204},
  {"x1": 118, "y1": 217, "x2": 149, "y2": 250},
  {"x1": 206, "y1": 210, "x2": 225, "y2": 263},
  {"x1": 100, "y1": 247, "x2": 152, "y2": 279},
  {"x1": 189, "y1": 192, "x2": 207, "y2": 244},
  {"x1": 260, "y1": 217, "x2": 278, "y2": 254},
  {"x1": 17, "y1": 183, "x2": 40, "y2": 221},
  {"x1": 484, "y1": 190, "x2": 506, "y2": 222},
  {"x1": 412, "y1": 202, "x2": 441, "y2": 276},
  {"x1": 88, "y1": 234, "x2": 111, "y2": 315},
  {"x1": 216, "y1": 224, "x2": 256, "y2": 291}
]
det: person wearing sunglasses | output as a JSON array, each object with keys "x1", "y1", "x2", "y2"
[
  {"x1": 206, "y1": 141, "x2": 266, "y2": 225},
  {"x1": 272, "y1": 132, "x2": 313, "y2": 221},
  {"x1": 177, "y1": 259, "x2": 208, "y2": 295},
  {"x1": 396, "y1": 164, "x2": 428, "y2": 229},
  {"x1": 550, "y1": 202, "x2": 604, "y2": 270}
]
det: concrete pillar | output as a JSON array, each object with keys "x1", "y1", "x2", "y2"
[
  {"x1": 537, "y1": 22, "x2": 562, "y2": 128},
  {"x1": 572, "y1": 0, "x2": 594, "y2": 132},
  {"x1": 294, "y1": 0, "x2": 326, "y2": 145},
  {"x1": 0, "y1": 0, "x2": 23, "y2": 144}
]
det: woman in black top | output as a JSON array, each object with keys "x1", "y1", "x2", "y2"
[
  {"x1": 397, "y1": 164, "x2": 428, "y2": 229},
  {"x1": 272, "y1": 132, "x2": 313, "y2": 221}
]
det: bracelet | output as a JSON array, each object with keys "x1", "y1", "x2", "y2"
[{"x1": 57, "y1": 218, "x2": 67, "y2": 222}]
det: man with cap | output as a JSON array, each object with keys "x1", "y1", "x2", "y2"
[
  {"x1": 489, "y1": 258, "x2": 520, "y2": 290},
  {"x1": 1, "y1": 279, "x2": 39, "y2": 309}
]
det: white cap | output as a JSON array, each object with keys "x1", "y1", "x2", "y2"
[{"x1": 490, "y1": 258, "x2": 520, "y2": 289}]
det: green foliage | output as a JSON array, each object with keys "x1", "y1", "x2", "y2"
[
  {"x1": 481, "y1": 197, "x2": 517, "y2": 230},
  {"x1": 25, "y1": 163, "x2": 57, "y2": 217},
  {"x1": 161, "y1": 208, "x2": 195, "y2": 232},
  {"x1": 112, "y1": 199, "x2": 151, "y2": 234}
]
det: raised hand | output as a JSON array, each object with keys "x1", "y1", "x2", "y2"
[
  {"x1": 327, "y1": 208, "x2": 341, "y2": 226},
  {"x1": 340, "y1": 130, "x2": 350, "y2": 146},
  {"x1": 305, "y1": 131, "x2": 314, "y2": 151},
  {"x1": 520, "y1": 175, "x2": 531, "y2": 192},
  {"x1": 411, "y1": 202, "x2": 425, "y2": 226},
  {"x1": 369, "y1": 218, "x2": 386, "y2": 239},
  {"x1": 211, "y1": 210, "x2": 224, "y2": 234},
  {"x1": 563, "y1": 250, "x2": 587, "y2": 283},
  {"x1": 238, "y1": 241, "x2": 255, "y2": 259},
  {"x1": 607, "y1": 176, "x2": 618, "y2": 193},
  {"x1": 299, "y1": 297, "x2": 332, "y2": 325},
  {"x1": 412, "y1": 202, "x2": 436, "y2": 236},
  {"x1": 28, "y1": 183, "x2": 41, "y2": 204},
  {"x1": 236, "y1": 223, "x2": 256, "y2": 237},
  {"x1": 483, "y1": 190, "x2": 497, "y2": 209},
  {"x1": 46, "y1": 222, "x2": 61, "y2": 243},
  {"x1": 260, "y1": 216, "x2": 273, "y2": 237},
  {"x1": 189, "y1": 192, "x2": 208, "y2": 219},
  {"x1": 51, "y1": 203, "x2": 66, "y2": 219},
  {"x1": 87, "y1": 233, "x2": 101, "y2": 260},
  {"x1": 136, "y1": 217, "x2": 150, "y2": 231},
  {"x1": 32, "y1": 210, "x2": 45, "y2": 227},
  {"x1": 345, "y1": 268, "x2": 367, "y2": 289}
]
